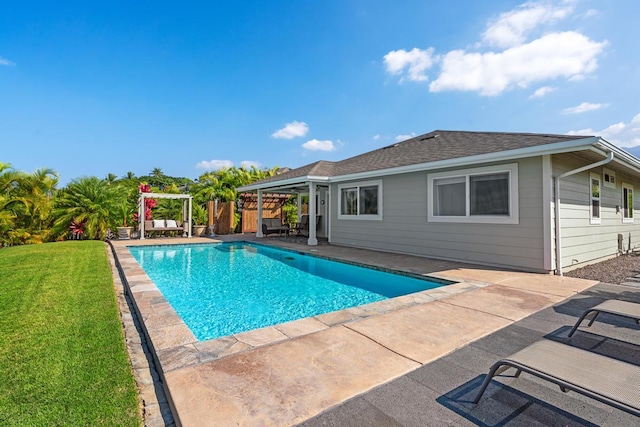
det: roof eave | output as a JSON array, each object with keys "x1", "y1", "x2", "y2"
[
  {"x1": 593, "y1": 137, "x2": 640, "y2": 173},
  {"x1": 237, "y1": 175, "x2": 330, "y2": 192}
]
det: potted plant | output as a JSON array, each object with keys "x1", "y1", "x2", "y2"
[
  {"x1": 192, "y1": 204, "x2": 208, "y2": 237},
  {"x1": 116, "y1": 202, "x2": 134, "y2": 240}
]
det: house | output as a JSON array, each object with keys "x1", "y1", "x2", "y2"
[{"x1": 237, "y1": 130, "x2": 640, "y2": 275}]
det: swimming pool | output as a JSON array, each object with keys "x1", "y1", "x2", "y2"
[{"x1": 128, "y1": 242, "x2": 450, "y2": 341}]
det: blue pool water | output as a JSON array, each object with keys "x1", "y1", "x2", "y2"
[{"x1": 128, "y1": 243, "x2": 448, "y2": 341}]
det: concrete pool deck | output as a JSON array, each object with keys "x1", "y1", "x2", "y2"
[{"x1": 109, "y1": 236, "x2": 609, "y2": 426}]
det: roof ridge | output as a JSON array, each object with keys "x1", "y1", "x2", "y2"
[{"x1": 431, "y1": 129, "x2": 594, "y2": 138}]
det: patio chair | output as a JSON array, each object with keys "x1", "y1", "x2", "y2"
[
  {"x1": 292, "y1": 215, "x2": 321, "y2": 237},
  {"x1": 568, "y1": 299, "x2": 640, "y2": 337},
  {"x1": 474, "y1": 339, "x2": 640, "y2": 416},
  {"x1": 292, "y1": 214, "x2": 309, "y2": 236}
]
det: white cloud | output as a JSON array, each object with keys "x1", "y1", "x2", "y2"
[
  {"x1": 383, "y1": 47, "x2": 435, "y2": 82},
  {"x1": 0, "y1": 56, "x2": 15, "y2": 66},
  {"x1": 530, "y1": 86, "x2": 556, "y2": 98},
  {"x1": 302, "y1": 139, "x2": 336, "y2": 152},
  {"x1": 240, "y1": 160, "x2": 261, "y2": 169},
  {"x1": 562, "y1": 102, "x2": 608, "y2": 114},
  {"x1": 373, "y1": 134, "x2": 380, "y2": 140},
  {"x1": 566, "y1": 113, "x2": 640, "y2": 148},
  {"x1": 482, "y1": 1, "x2": 575, "y2": 48},
  {"x1": 395, "y1": 133, "x2": 416, "y2": 142},
  {"x1": 383, "y1": 1, "x2": 607, "y2": 97},
  {"x1": 195, "y1": 159, "x2": 234, "y2": 170},
  {"x1": 271, "y1": 121, "x2": 309, "y2": 139},
  {"x1": 430, "y1": 32, "x2": 606, "y2": 96}
]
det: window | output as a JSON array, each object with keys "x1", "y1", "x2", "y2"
[
  {"x1": 428, "y1": 163, "x2": 518, "y2": 224},
  {"x1": 590, "y1": 173, "x2": 601, "y2": 224},
  {"x1": 433, "y1": 176, "x2": 465, "y2": 216},
  {"x1": 623, "y1": 183, "x2": 633, "y2": 223},
  {"x1": 338, "y1": 180, "x2": 382, "y2": 220},
  {"x1": 603, "y1": 168, "x2": 616, "y2": 189}
]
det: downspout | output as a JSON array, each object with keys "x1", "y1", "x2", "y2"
[{"x1": 554, "y1": 151, "x2": 614, "y2": 275}]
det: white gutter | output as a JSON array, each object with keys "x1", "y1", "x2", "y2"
[{"x1": 554, "y1": 150, "x2": 614, "y2": 276}]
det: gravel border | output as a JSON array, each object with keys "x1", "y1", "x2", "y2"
[{"x1": 565, "y1": 253, "x2": 640, "y2": 284}]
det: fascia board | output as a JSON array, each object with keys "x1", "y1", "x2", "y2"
[
  {"x1": 237, "y1": 176, "x2": 329, "y2": 192},
  {"x1": 595, "y1": 138, "x2": 640, "y2": 173}
]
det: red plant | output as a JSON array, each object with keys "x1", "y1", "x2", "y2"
[
  {"x1": 69, "y1": 219, "x2": 85, "y2": 235},
  {"x1": 136, "y1": 183, "x2": 156, "y2": 220}
]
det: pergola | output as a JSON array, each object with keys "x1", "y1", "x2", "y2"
[{"x1": 138, "y1": 192, "x2": 193, "y2": 239}]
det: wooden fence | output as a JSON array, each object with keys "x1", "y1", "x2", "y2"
[
  {"x1": 240, "y1": 194, "x2": 289, "y2": 233},
  {"x1": 207, "y1": 200, "x2": 234, "y2": 235}
]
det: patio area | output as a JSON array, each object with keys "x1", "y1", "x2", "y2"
[{"x1": 109, "y1": 235, "x2": 639, "y2": 426}]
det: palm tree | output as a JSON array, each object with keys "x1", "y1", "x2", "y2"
[
  {"x1": 151, "y1": 167, "x2": 164, "y2": 178},
  {"x1": 124, "y1": 171, "x2": 136, "y2": 180},
  {"x1": 104, "y1": 173, "x2": 118, "y2": 184},
  {"x1": 0, "y1": 163, "x2": 28, "y2": 246},
  {"x1": 0, "y1": 162, "x2": 22, "y2": 194},
  {"x1": 15, "y1": 167, "x2": 58, "y2": 242},
  {"x1": 52, "y1": 177, "x2": 124, "y2": 240}
]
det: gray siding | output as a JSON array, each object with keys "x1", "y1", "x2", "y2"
[
  {"x1": 330, "y1": 157, "x2": 547, "y2": 272},
  {"x1": 553, "y1": 153, "x2": 640, "y2": 270}
]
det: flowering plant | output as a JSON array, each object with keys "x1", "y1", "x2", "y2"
[
  {"x1": 137, "y1": 183, "x2": 156, "y2": 220},
  {"x1": 69, "y1": 219, "x2": 85, "y2": 236}
]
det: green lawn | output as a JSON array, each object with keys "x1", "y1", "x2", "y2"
[{"x1": 0, "y1": 241, "x2": 141, "y2": 426}]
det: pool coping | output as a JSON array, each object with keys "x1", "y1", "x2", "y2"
[
  {"x1": 109, "y1": 236, "x2": 600, "y2": 426},
  {"x1": 111, "y1": 239, "x2": 476, "y2": 373}
]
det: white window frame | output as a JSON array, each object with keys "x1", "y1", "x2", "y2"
[
  {"x1": 622, "y1": 182, "x2": 634, "y2": 223},
  {"x1": 590, "y1": 173, "x2": 601, "y2": 225},
  {"x1": 603, "y1": 168, "x2": 616, "y2": 189},
  {"x1": 337, "y1": 180, "x2": 383, "y2": 221},
  {"x1": 427, "y1": 163, "x2": 519, "y2": 224}
]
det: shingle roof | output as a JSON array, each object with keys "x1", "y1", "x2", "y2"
[{"x1": 253, "y1": 130, "x2": 593, "y2": 185}]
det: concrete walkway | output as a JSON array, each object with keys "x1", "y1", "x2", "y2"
[{"x1": 108, "y1": 236, "x2": 639, "y2": 426}]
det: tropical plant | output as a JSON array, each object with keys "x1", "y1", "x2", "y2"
[
  {"x1": 154, "y1": 199, "x2": 183, "y2": 223},
  {"x1": 13, "y1": 167, "x2": 59, "y2": 243},
  {"x1": 104, "y1": 173, "x2": 118, "y2": 184},
  {"x1": 192, "y1": 165, "x2": 281, "y2": 206},
  {"x1": 0, "y1": 163, "x2": 33, "y2": 246},
  {"x1": 192, "y1": 204, "x2": 208, "y2": 226},
  {"x1": 51, "y1": 177, "x2": 124, "y2": 240}
]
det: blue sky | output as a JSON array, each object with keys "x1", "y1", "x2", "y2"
[{"x1": 2, "y1": 0, "x2": 639, "y2": 184}]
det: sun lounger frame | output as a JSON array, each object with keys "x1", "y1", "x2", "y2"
[
  {"x1": 568, "y1": 299, "x2": 640, "y2": 337},
  {"x1": 474, "y1": 340, "x2": 640, "y2": 417}
]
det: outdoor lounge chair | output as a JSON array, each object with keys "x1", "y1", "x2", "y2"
[
  {"x1": 568, "y1": 299, "x2": 640, "y2": 337},
  {"x1": 474, "y1": 339, "x2": 640, "y2": 416}
]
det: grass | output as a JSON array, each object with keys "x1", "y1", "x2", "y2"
[{"x1": 0, "y1": 241, "x2": 141, "y2": 426}]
